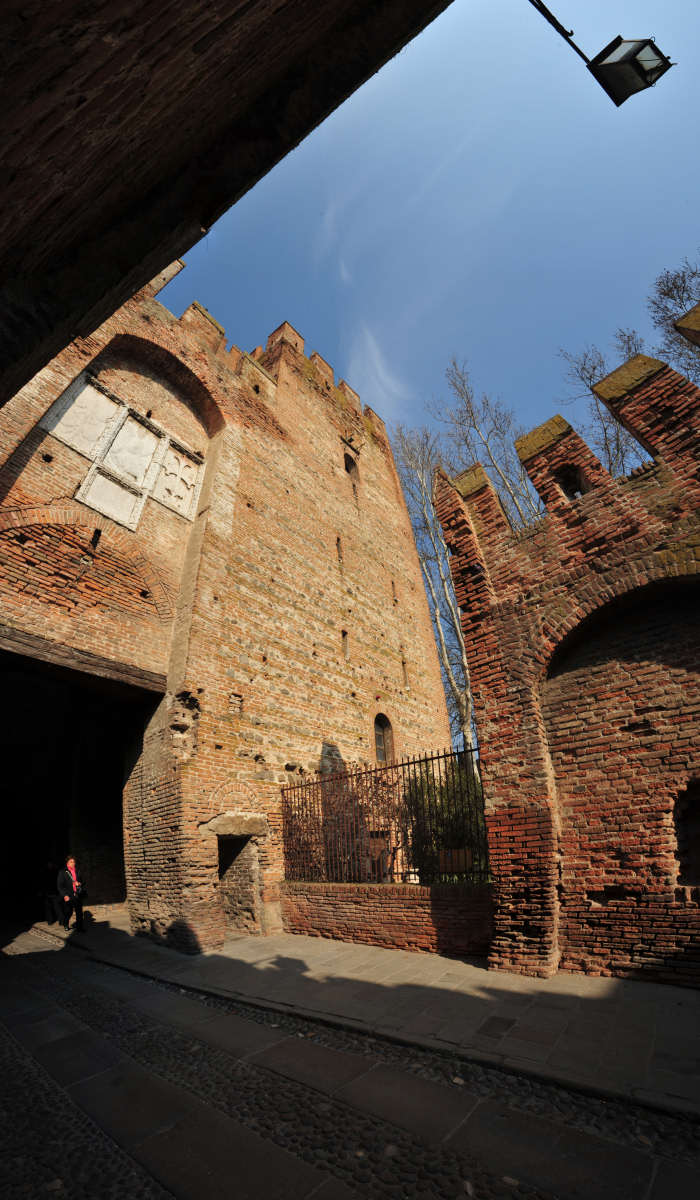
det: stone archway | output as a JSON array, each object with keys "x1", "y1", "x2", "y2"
[{"x1": 541, "y1": 579, "x2": 700, "y2": 980}]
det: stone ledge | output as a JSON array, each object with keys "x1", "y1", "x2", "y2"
[
  {"x1": 515, "y1": 415, "x2": 571, "y2": 463},
  {"x1": 199, "y1": 811, "x2": 268, "y2": 838},
  {"x1": 592, "y1": 355, "x2": 666, "y2": 404}
]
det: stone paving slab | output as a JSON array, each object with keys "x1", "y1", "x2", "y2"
[
  {"x1": 69, "y1": 1061, "x2": 194, "y2": 1148},
  {"x1": 24, "y1": 920, "x2": 700, "y2": 1117},
  {"x1": 336, "y1": 1063, "x2": 481, "y2": 1142},
  {"x1": 132, "y1": 1105, "x2": 329, "y2": 1200},
  {"x1": 446, "y1": 1099, "x2": 655, "y2": 1200},
  {"x1": 192, "y1": 1009, "x2": 290, "y2": 1058},
  {"x1": 248, "y1": 1036, "x2": 377, "y2": 1092}
]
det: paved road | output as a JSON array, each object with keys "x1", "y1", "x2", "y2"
[
  {"x1": 2, "y1": 929, "x2": 698, "y2": 1200},
  {"x1": 29, "y1": 914, "x2": 700, "y2": 1116}
]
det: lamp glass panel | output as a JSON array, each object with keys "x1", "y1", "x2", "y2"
[
  {"x1": 636, "y1": 45, "x2": 664, "y2": 76},
  {"x1": 601, "y1": 40, "x2": 641, "y2": 65}
]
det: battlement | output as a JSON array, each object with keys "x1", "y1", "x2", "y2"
[
  {"x1": 165, "y1": 280, "x2": 366, "y2": 425},
  {"x1": 436, "y1": 345, "x2": 700, "y2": 616}
]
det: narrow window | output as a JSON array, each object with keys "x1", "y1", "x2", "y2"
[
  {"x1": 344, "y1": 452, "x2": 359, "y2": 500},
  {"x1": 554, "y1": 464, "x2": 589, "y2": 502},
  {"x1": 391, "y1": 579, "x2": 398, "y2": 604},
  {"x1": 341, "y1": 630, "x2": 349, "y2": 659},
  {"x1": 675, "y1": 780, "x2": 700, "y2": 884},
  {"x1": 401, "y1": 653, "x2": 408, "y2": 687},
  {"x1": 374, "y1": 713, "x2": 394, "y2": 764},
  {"x1": 336, "y1": 535, "x2": 343, "y2": 563}
]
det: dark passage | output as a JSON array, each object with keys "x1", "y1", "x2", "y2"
[
  {"x1": 217, "y1": 835, "x2": 260, "y2": 934},
  {"x1": 0, "y1": 648, "x2": 153, "y2": 919}
]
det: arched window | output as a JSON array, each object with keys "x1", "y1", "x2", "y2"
[
  {"x1": 553, "y1": 464, "x2": 589, "y2": 502},
  {"x1": 374, "y1": 713, "x2": 394, "y2": 764}
]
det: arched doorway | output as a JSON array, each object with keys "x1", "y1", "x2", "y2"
[
  {"x1": 541, "y1": 579, "x2": 700, "y2": 978},
  {"x1": 0, "y1": 647, "x2": 156, "y2": 924}
]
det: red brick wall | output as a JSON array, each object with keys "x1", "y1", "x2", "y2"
[
  {"x1": 282, "y1": 881, "x2": 494, "y2": 956},
  {"x1": 435, "y1": 352, "x2": 700, "y2": 985},
  {"x1": 1, "y1": 282, "x2": 450, "y2": 951},
  {"x1": 543, "y1": 583, "x2": 699, "y2": 985}
]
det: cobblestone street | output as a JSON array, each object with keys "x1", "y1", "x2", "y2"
[{"x1": 2, "y1": 930, "x2": 698, "y2": 1200}]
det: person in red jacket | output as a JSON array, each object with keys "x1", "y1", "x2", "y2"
[{"x1": 56, "y1": 855, "x2": 85, "y2": 932}]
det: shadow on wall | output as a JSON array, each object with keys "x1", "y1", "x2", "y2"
[{"x1": 319, "y1": 741, "x2": 347, "y2": 775}]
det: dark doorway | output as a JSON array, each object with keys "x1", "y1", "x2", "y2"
[
  {"x1": 0, "y1": 648, "x2": 154, "y2": 921},
  {"x1": 217, "y1": 835, "x2": 260, "y2": 934}
]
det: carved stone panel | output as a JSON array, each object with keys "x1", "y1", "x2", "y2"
[
  {"x1": 79, "y1": 471, "x2": 143, "y2": 526},
  {"x1": 103, "y1": 416, "x2": 161, "y2": 486},
  {"x1": 153, "y1": 445, "x2": 201, "y2": 518},
  {"x1": 40, "y1": 380, "x2": 119, "y2": 458}
]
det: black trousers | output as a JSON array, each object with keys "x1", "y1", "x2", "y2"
[{"x1": 61, "y1": 894, "x2": 84, "y2": 931}]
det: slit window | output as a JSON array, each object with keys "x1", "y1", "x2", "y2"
[{"x1": 344, "y1": 451, "x2": 359, "y2": 499}]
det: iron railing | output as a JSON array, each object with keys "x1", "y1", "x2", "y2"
[{"x1": 282, "y1": 747, "x2": 489, "y2": 886}]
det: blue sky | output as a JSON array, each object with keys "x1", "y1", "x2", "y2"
[{"x1": 160, "y1": 0, "x2": 699, "y2": 442}]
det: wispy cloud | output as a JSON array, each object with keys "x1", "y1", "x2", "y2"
[{"x1": 345, "y1": 322, "x2": 413, "y2": 420}]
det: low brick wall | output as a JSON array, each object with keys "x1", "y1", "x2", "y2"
[{"x1": 281, "y1": 881, "x2": 494, "y2": 957}]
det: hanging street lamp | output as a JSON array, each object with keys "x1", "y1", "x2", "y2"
[{"x1": 527, "y1": 2, "x2": 674, "y2": 106}]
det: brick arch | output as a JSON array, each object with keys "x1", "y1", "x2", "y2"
[
  {"x1": 540, "y1": 576, "x2": 700, "y2": 980},
  {"x1": 197, "y1": 778, "x2": 261, "y2": 824},
  {"x1": 0, "y1": 503, "x2": 173, "y2": 620},
  {"x1": 92, "y1": 331, "x2": 227, "y2": 436},
  {"x1": 536, "y1": 556, "x2": 700, "y2": 685}
]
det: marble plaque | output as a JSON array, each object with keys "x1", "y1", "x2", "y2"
[
  {"x1": 41, "y1": 381, "x2": 119, "y2": 458},
  {"x1": 103, "y1": 416, "x2": 160, "y2": 485},
  {"x1": 153, "y1": 446, "x2": 201, "y2": 517},
  {"x1": 80, "y1": 471, "x2": 142, "y2": 526}
]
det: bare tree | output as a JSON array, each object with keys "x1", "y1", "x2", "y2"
[
  {"x1": 648, "y1": 253, "x2": 700, "y2": 384},
  {"x1": 441, "y1": 359, "x2": 542, "y2": 528},
  {"x1": 393, "y1": 425, "x2": 475, "y2": 748},
  {"x1": 393, "y1": 366, "x2": 544, "y2": 746},
  {"x1": 559, "y1": 327, "x2": 646, "y2": 476},
  {"x1": 560, "y1": 251, "x2": 700, "y2": 472}
]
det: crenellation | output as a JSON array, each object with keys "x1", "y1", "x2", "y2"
[{"x1": 437, "y1": 334, "x2": 700, "y2": 984}]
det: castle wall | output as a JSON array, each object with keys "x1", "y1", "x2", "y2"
[
  {"x1": 282, "y1": 881, "x2": 493, "y2": 956},
  {"x1": 0, "y1": 276, "x2": 450, "y2": 950},
  {"x1": 435, "y1": 346, "x2": 700, "y2": 984}
]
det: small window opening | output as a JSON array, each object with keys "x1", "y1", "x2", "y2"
[
  {"x1": 401, "y1": 653, "x2": 408, "y2": 687},
  {"x1": 42, "y1": 453, "x2": 53, "y2": 463},
  {"x1": 336, "y1": 535, "x2": 343, "y2": 563},
  {"x1": 90, "y1": 529, "x2": 101, "y2": 549},
  {"x1": 674, "y1": 780, "x2": 700, "y2": 885},
  {"x1": 374, "y1": 713, "x2": 394, "y2": 764},
  {"x1": 341, "y1": 630, "x2": 349, "y2": 659},
  {"x1": 391, "y1": 580, "x2": 398, "y2": 604},
  {"x1": 344, "y1": 452, "x2": 359, "y2": 499},
  {"x1": 554, "y1": 464, "x2": 589, "y2": 502}
]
